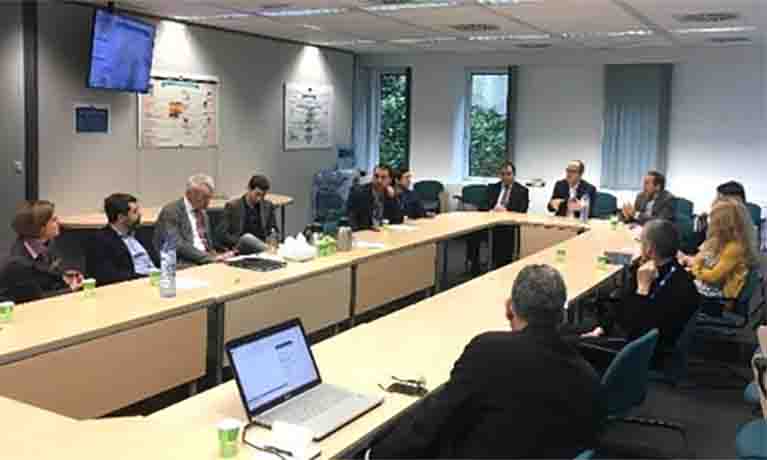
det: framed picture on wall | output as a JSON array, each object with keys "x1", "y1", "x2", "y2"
[
  {"x1": 284, "y1": 82, "x2": 333, "y2": 150},
  {"x1": 74, "y1": 104, "x2": 111, "y2": 134}
]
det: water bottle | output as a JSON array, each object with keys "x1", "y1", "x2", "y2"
[
  {"x1": 159, "y1": 233, "x2": 177, "y2": 298},
  {"x1": 266, "y1": 228, "x2": 279, "y2": 254},
  {"x1": 580, "y1": 194, "x2": 590, "y2": 223}
]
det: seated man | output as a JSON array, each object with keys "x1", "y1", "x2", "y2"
[
  {"x1": 154, "y1": 174, "x2": 234, "y2": 266},
  {"x1": 86, "y1": 193, "x2": 158, "y2": 286},
  {"x1": 346, "y1": 165, "x2": 402, "y2": 231},
  {"x1": 217, "y1": 174, "x2": 279, "y2": 255},
  {"x1": 468, "y1": 161, "x2": 529, "y2": 275},
  {"x1": 717, "y1": 180, "x2": 747, "y2": 203},
  {"x1": 622, "y1": 170, "x2": 675, "y2": 225},
  {"x1": 370, "y1": 265, "x2": 602, "y2": 459},
  {"x1": 577, "y1": 219, "x2": 700, "y2": 370},
  {"x1": 392, "y1": 168, "x2": 427, "y2": 220},
  {"x1": 548, "y1": 160, "x2": 597, "y2": 218}
]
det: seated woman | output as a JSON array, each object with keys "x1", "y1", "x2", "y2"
[
  {"x1": 679, "y1": 198, "x2": 759, "y2": 314},
  {"x1": 1, "y1": 200, "x2": 83, "y2": 303}
]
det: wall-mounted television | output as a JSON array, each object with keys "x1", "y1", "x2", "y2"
[{"x1": 87, "y1": 9, "x2": 156, "y2": 93}]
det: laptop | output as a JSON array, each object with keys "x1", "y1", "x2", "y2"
[{"x1": 226, "y1": 318, "x2": 384, "y2": 440}]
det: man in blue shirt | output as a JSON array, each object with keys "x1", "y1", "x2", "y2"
[
  {"x1": 393, "y1": 168, "x2": 428, "y2": 221},
  {"x1": 85, "y1": 193, "x2": 158, "y2": 286}
]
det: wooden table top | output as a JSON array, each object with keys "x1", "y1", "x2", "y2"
[
  {"x1": 0, "y1": 213, "x2": 636, "y2": 459},
  {"x1": 58, "y1": 194, "x2": 294, "y2": 229}
]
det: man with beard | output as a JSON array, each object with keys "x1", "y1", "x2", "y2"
[{"x1": 85, "y1": 193, "x2": 158, "y2": 286}]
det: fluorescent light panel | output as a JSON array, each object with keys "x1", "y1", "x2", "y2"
[
  {"x1": 469, "y1": 33, "x2": 550, "y2": 41},
  {"x1": 258, "y1": 7, "x2": 348, "y2": 17},
  {"x1": 315, "y1": 39, "x2": 377, "y2": 46},
  {"x1": 477, "y1": 0, "x2": 543, "y2": 5},
  {"x1": 674, "y1": 26, "x2": 756, "y2": 34},
  {"x1": 389, "y1": 36, "x2": 457, "y2": 44},
  {"x1": 562, "y1": 29, "x2": 654, "y2": 39},
  {"x1": 363, "y1": 1, "x2": 459, "y2": 12},
  {"x1": 172, "y1": 13, "x2": 253, "y2": 21}
]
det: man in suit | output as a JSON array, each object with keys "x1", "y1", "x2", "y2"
[
  {"x1": 346, "y1": 165, "x2": 402, "y2": 231},
  {"x1": 393, "y1": 168, "x2": 428, "y2": 220},
  {"x1": 85, "y1": 193, "x2": 158, "y2": 287},
  {"x1": 467, "y1": 161, "x2": 529, "y2": 275},
  {"x1": 576, "y1": 219, "x2": 700, "y2": 370},
  {"x1": 154, "y1": 174, "x2": 234, "y2": 266},
  {"x1": 548, "y1": 160, "x2": 597, "y2": 218},
  {"x1": 216, "y1": 175, "x2": 278, "y2": 255},
  {"x1": 369, "y1": 264, "x2": 602, "y2": 459},
  {"x1": 622, "y1": 171, "x2": 675, "y2": 225}
]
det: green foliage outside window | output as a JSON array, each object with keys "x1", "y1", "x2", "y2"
[
  {"x1": 469, "y1": 105, "x2": 507, "y2": 177},
  {"x1": 379, "y1": 74, "x2": 408, "y2": 170}
]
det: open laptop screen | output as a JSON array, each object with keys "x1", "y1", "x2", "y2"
[{"x1": 229, "y1": 322, "x2": 320, "y2": 414}]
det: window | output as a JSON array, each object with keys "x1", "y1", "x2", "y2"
[
  {"x1": 465, "y1": 69, "x2": 515, "y2": 178},
  {"x1": 377, "y1": 70, "x2": 411, "y2": 170}
]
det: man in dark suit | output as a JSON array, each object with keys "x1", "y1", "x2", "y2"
[
  {"x1": 467, "y1": 161, "x2": 529, "y2": 275},
  {"x1": 369, "y1": 264, "x2": 603, "y2": 459},
  {"x1": 576, "y1": 219, "x2": 700, "y2": 370},
  {"x1": 548, "y1": 160, "x2": 597, "y2": 218},
  {"x1": 621, "y1": 171, "x2": 675, "y2": 225},
  {"x1": 154, "y1": 174, "x2": 234, "y2": 266},
  {"x1": 346, "y1": 165, "x2": 402, "y2": 231},
  {"x1": 85, "y1": 193, "x2": 158, "y2": 286},
  {"x1": 216, "y1": 175, "x2": 279, "y2": 255}
]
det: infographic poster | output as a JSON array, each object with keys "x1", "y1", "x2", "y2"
[
  {"x1": 139, "y1": 75, "x2": 218, "y2": 148},
  {"x1": 284, "y1": 82, "x2": 333, "y2": 150}
]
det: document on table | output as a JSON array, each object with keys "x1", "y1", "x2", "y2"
[
  {"x1": 354, "y1": 241, "x2": 385, "y2": 250},
  {"x1": 387, "y1": 224, "x2": 418, "y2": 232},
  {"x1": 175, "y1": 277, "x2": 210, "y2": 290}
]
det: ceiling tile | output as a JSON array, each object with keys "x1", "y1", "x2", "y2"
[
  {"x1": 119, "y1": 0, "x2": 237, "y2": 17},
  {"x1": 204, "y1": 0, "x2": 364, "y2": 10},
  {"x1": 489, "y1": 0, "x2": 645, "y2": 34},
  {"x1": 271, "y1": 11, "x2": 433, "y2": 39},
  {"x1": 624, "y1": 0, "x2": 762, "y2": 30},
  {"x1": 377, "y1": 5, "x2": 538, "y2": 36}
]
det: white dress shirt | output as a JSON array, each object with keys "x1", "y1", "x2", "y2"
[
  {"x1": 496, "y1": 184, "x2": 512, "y2": 208},
  {"x1": 184, "y1": 197, "x2": 208, "y2": 253}
]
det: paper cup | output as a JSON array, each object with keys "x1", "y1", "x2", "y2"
[
  {"x1": 0, "y1": 301, "x2": 14, "y2": 323},
  {"x1": 149, "y1": 269, "x2": 161, "y2": 287},
  {"x1": 83, "y1": 278, "x2": 96, "y2": 297},
  {"x1": 217, "y1": 418, "x2": 243, "y2": 458}
]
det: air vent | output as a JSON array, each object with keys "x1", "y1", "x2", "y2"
[
  {"x1": 450, "y1": 23, "x2": 500, "y2": 33},
  {"x1": 674, "y1": 12, "x2": 740, "y2": 23},
  {"x1": 516, "y1": 43, "x2": 552, "y2": 49},
  {"x1": 708, "y1": 36, "x2": 752, "y2": 44}
]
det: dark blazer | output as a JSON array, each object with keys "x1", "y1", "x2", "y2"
[
  {"x1": 85, "y1": 226, "x2": 156, "y2": 287},
  {"x1": 346, "y1": 183, "x2": 403, "y2": 231},
  {"x1": 485, "y1": 181, "x2": 530, "y2": 213},
  {"x1": 0, "y1": 239, "x2": 70, "y2": 304},
  {"x1": 373, "y1": 327, "x2": 603, "y2": 459},
  {"x1": 627, "y1": 190, "x2": 675, "y2": 225},
  {"x1": 606, "y1": 260, "x2": 699, "y2": 354},
  {"x1": 216, "y1": 196, "x2": 278, "y2": 249},
  {"x1": 548, "y1": 179, "x2": 598, "y2": 218},
  {"x1": 153, "y1": 198, "x2": 216, "y2": 265},
  {"x1": 396, "y1": 188, "x2": 427, "y2": 220}
]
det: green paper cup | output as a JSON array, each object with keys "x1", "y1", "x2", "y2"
[
  {"x1": 0, "y1": 301, "x2": 14, "y2": 323},
  {"x1": 217, "y1": 419, "x2": 242, "y2": 458},
  {"x1": 83, "y1": 278, "x2": 96, "y2": 298},
  {"x1": 597, "y1": 255, "x2": 609, "y2": 271},
  {"x1": 555, "y1": 248, "x2": 567, "y2": 264},
  {"x1": 149, "y1": 269, "x2": 161, "y2": 287}
]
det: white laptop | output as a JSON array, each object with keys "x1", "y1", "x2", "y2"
[{"x1": 226, "y1": 318, "x2": 383, "y2": 440}]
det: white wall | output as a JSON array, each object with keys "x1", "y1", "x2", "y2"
[
  {"x1": 362, "y1": 45, "x2": 766, "y2": 214},
  {"x1": 0, "y1": 3, "x2": 26, "y2": 254},
  {"x1": 37, "y1": 3, "x2": 354, "y2": 235}
]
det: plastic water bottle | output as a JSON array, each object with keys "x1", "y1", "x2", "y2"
[
  {"x1": 266, "y1": 228, "x2": 279, "y2": 254},
  {"x1": 580, "y1": 195, "x2": 590, "y2": 223},
  {"x1": 159, "y1": 233, "x2": 177, "y2": 298}
]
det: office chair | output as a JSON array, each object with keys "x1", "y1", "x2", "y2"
[
  {"x1": 698, "y1": 270, "x2": 765, "y2": 334},
  {"x1": 736, "y1": 354, "x2": 767, "y2": 459},
  {"x1": 414, "y1": 180, "x2": 444, "y2": 214},
  {"x1": 574, "y1": 449, "x2": 595, "y2": 459},
  {"x1": 453, "y1": 184, "x2": 488, "y2": 211},
  {"x1": 746, "y1": 202, "x2": 763, "y2": 247},
  {"x1": 593, "y1": 192, "x2": 618, "y2": 219}
]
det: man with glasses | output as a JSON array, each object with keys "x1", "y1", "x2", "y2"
[
  {"x1": 468, "y1": 161, "x2": 529, "y2": 275},
  {"x1": 346, "y1": 165, "x2": 402, "y2": 231},
  {"x1": 548, "y1": 160, "x2": 597, "y2": 219}
]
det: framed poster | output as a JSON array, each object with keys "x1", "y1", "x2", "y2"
[
  {"x1": 284, "y1": 82, "x2": 333, "y2": 150},
  {"x1": 74, "y1": 104, "x2": 110, "y2": 134}
]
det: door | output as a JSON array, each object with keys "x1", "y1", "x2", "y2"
[{"x1": 0, "y1": 3, "x2": 26, "y2": 254}]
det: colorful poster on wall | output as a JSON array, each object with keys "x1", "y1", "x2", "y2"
[
  {"x1": 139, "y1": 74, "x2": 219, "y2": 148},
  {"x1": 284, "y1": 82, "x2": 333, "y2": 150}
]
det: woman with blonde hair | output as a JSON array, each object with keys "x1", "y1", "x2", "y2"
[
  {"x1": 0, "y1": 200, "x2": 83, "y2": 303},
  {"x1": 680, "y1": 198, "x2": 759, "y2": 312}
]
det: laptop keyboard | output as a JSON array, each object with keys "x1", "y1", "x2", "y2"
[{"x1": 261, "y1": 385, "x2": 353, "y2": 425}]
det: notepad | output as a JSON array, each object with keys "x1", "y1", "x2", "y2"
[
  {"x1": 175, "y1": 277, "x2": 210, "y2": 290},
  {"x1": 354, "y1": 241, "x2": 385, "y2": 250},
  {"x1": 387, "y1": 224, "x2": 418, "y2": 232}
]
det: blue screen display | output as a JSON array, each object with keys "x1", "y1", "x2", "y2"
[{"x1": 87, "y1": 10, "x2": 156, "y2": 93}]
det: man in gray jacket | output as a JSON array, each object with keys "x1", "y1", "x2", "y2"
[
  {"x1": 622, "y1": 170, "x2": 675, "y2": 225},
  {"x1": 154, "y1": 174, "x2": 234, "y2": 266},
  {"x1": 216, "y1": 174, "x2": 279, "y2": 255}
]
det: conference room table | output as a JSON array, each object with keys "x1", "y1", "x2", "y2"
[{"x1": 0, "y1": 212, "x2": 637, "y2": 459}]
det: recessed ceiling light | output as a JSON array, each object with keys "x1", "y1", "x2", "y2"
[
  {"x1": 172, "y1": 13, "x2": 254, "y2": 21},
  {"x1": 562, "y1": 29, "x2": 654, "y2": 39},
  {"x1": 477, "y1": 0, "x2": 543, "y2": 5},
  {"x1": 389, "y1": 36, "x2": 457, "y2": 44},
  {"x1": 300, "y1": 24, "x2": 323, "y2": 31},
  {"x1": 469, "y1": 33, "x2": 550, "y2": 41},
  {"x1": 315, "y1": 39, "x2": 376, "y2": 46},
  {"x1": 258, "y1": 7, "x2": 348, "y2": 17},
  {"x1": 675, "y1": 26, "x2": 756, "y2": 34},
  {"x1": 451, "y1": 23, "x2": 500, "y2": 33},
  {"x1": 363, "y1": 1, "x2": 459, "y2": 12},
  {"x1": 674, "y1": 12, "x2": 740, "y2": 23}
]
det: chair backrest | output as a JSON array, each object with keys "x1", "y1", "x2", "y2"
[
  {"x1": 663, "y1": 309, "x2": 699, "y2": 382},
  {"x1": 746, "y1": 202, "x2": 762, "y2": 228},
  {"x1": 601, "y1": 329, "x2": 659, "y2": 416},
  {"x1": 733, "y1": 269, "x2": 760, "y2": 318},
  {"x1": 593, "y1": 192, "x2": 618, "y2": 219},
  {"x1": 673, "y1": 197, "x2": 694, "y2": 220},
  {"x1": 461, "y1": 184, "x2": 489, "y2": 210},
  {"x1": 414, "y1": 180, "x2": 445, "y2": 202},
  {"x1": 574, "y1": 449, "x2": 595, "y2": 460}
]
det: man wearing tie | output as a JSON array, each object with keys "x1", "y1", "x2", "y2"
[
  {"x1": 154, "y1": 174, "x2": 235, "y2": 266},
  {"x1": 548, "y1": 160, "x2": 597, "y2": 218},
  {"x1": 468, "y1": 162, "x2": 530, "y2": 275}
]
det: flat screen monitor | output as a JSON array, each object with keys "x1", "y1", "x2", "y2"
[{"x1": 87, "y1": 9, "x2": 156, "y2": 93}]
